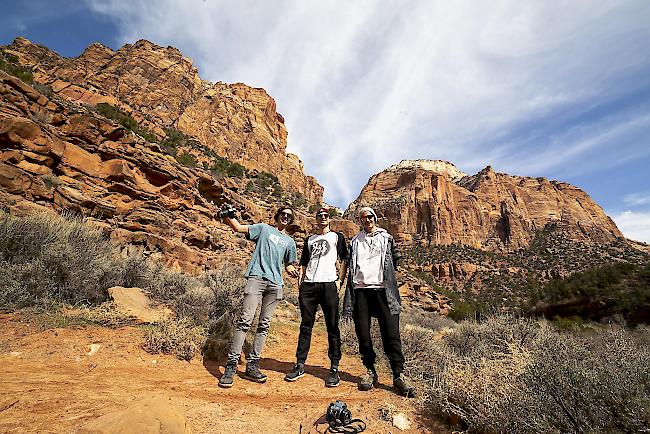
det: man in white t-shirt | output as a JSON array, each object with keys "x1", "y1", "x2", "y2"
[{"x1": 285, "y1": 207, "x2": 348, "y2": 387}]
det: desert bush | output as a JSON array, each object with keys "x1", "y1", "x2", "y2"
[
  {"x1": 143, "y1": 317, "x2": 207, "y2": 361},
  {"x1": 141, "y1": 263, "x2": 246, "y2": 361},
  {"x1": 175, "y1": 151, "x2": 198, "y2": 168},
  {"x1": 201, "y1": 264, "x2": 246, "y2": 359},
  {"x1": 0, "y1": 50, "x2": 34, "y2": 84},
  {"x1": 413, "y1": 316, "x2": 650, "y2": 433},
  {"x1": 209, "y1": 155, "x2": 247, "y2": 178},
  {"x1": 0, "y1": 211, "x2": 124, "y2": 308},
  {"x1": 0, "y1": 211, "x2": 252, "y2": 360}
]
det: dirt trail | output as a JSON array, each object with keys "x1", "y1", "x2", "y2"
[{"x1": 0, "y1": 313, "x2": 444, "y2": 433}]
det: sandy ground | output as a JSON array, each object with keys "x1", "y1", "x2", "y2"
[{"x1": 0, "y1": 313, "x2": 447, "y2": 433}]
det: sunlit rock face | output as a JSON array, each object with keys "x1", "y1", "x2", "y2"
[
  {"x1": 6, "y1": 37, "x2": 323, "y2": 206},
  {"x1": 346, "y1": 159, "x2": 623, "y2": 250}
]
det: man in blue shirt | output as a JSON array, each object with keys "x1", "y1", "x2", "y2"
[{"x1": 218, "y1": 205, "x2": 298, "y2": 388}]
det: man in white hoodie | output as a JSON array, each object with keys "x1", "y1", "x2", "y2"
[{"x1": 342, "y1": 206, "x2": 415, "y2": 397}]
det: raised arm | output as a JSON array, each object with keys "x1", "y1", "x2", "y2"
[{"x1": 224, "y1": 216, "x2": 249, "y2": 235}]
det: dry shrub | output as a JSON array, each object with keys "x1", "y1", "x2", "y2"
[
  {"x1": 413, "y1": 316, "x2": 650, "y2": 433},
  {"x1": 0, "y1": 211, "x2": 249, "y2": 361},
  {"x1": 0, "y1": 211, "x2": 123, "y2": 307},
  {"x1": 143, "y1": 317, "x2": 207, "y2": 361},
  {"x1": 142, "y1": 264, "x2": 245, "y2": 361}
]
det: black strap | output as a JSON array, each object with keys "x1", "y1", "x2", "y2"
[{"x1": 326, "y1": 418, "x2": 366, "y2": 434}]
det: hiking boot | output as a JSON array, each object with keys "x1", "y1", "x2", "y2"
[
  {"x1": 325, "y1": 367, "x2": 340, "y2": 387},
  {"x1": 244, "y1": 361, "x2": 268, "y2": 383},
  {"x1": 218, "y1": 363, "x2": 237, "y2": 388},
  {"x1": 284, "y1": 362, "x2": 305, "y2": 382},
  {"x1": 359, "y1": 367, "x2": 378, "y2": 391},
  {"x1": 393, "y1": 373, "x2": 416, "y2": 397}
]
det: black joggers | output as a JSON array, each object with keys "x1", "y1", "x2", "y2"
[
  {"x1": 353, "y1": 287, "x2": 405, "y2": 376},
  {"x1": 296, "y1": 281, "x2": 341, "y2": 365}
]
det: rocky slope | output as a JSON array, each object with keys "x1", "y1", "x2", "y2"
[
  {"x1": 0, "y1": 38, "x2": 333, "y2": 275},
  {"x1": 2, "y1": 37, "x2": 645, "y2": 317},
  {"x1": 5, "y1": 37, "x2": 323, "y2": 205}
]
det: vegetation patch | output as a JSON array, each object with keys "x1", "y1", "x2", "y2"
[
  {"x1": 94, "y1": 103, "x2": 158, "y2": 143},
  {"x1": 0, "y1": 50, "x2": 34, "y2": 84},
  {"x1": 209, "y1": 155, "x2": 247, "y2": 178},
  {"x1": 175, "y1": 151, "x2": 198, "y2": 168},
  {"x1": 532, "y1": 261, "x2": 650, "y2": 325},
  {"x1": 0, "y1": 210, "x2": 251, "y2": 361},
  {"x1": 342, "y1": 313, "x2": 650, "y2": 433}
]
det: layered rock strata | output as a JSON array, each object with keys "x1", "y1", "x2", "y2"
[
  {"x1": 0, "y1": 69, "x2": 312, "y2": 272},
  {"x1": 5, "y1": 37, "x2": 323, "y2": 205},
  {"x1": 346, "y1": 159, "x2": 623, "y2": 250}
]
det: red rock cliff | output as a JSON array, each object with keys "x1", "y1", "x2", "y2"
[
  {"x1": 346, "y1": 160, "x2": 623, "y2": 250},
  {"x1": 6, "y1": 37, "x2": 323, "y2": 205}
]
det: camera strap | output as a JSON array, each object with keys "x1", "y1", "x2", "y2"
[{"x1": 326, "y1": 419, "x2": 366, "y2": 434}]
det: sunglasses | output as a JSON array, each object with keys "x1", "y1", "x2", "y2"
[
  {"x1": 360, "y1": 215, "x2": 375, "y2": 221},
  {"x1": 316, "y1": 213, "x2": 330, "y2": 219},
  {"x1": 279, "y1": 212, "x2": 293, "y2": 218}
]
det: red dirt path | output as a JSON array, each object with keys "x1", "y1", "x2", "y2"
[{"x1": 0, "y1": 313, "x2": 446, "y2": 433}]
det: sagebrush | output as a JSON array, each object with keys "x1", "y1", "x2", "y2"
[{"x1": 347, "y1": 313, "x2": 650, "y2": 433}]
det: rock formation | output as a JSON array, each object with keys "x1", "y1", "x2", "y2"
[
  {"x1": 346, "y1": 159, "x2": 623, "y2": 250},
  {"x1": 5, "y1": 37, "x2": 323, "y2": 205},
  {"x1": 0, "y1": 67, "x2": 305, "y2": 272}
]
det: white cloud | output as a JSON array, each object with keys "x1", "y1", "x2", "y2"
[
  {"x1": 623, "y1": 192, "x2": 650, "y2": 207},
  {"x1": 85, "y1": 0, "x2": 650, "y2": 207},
  {"x1": 611, "y1": 210, "x2": 650, "y2": 243}
]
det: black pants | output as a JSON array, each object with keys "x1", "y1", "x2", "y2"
[
  {"x1": 353, "y1": 287, "x2": 405, "y2": 376},
  {"x1": 296, "y1": 281, "x2": 341, "y2": 365}
]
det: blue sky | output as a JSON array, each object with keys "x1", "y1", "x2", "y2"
[{"x1": 2, "y1": 0, "x2": 650, "y2": 242}]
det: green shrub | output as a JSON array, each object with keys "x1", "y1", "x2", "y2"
[
  {"x1": 535, "y1": 261, "x2": 650, "y2": 325},
  {"x1": 175, "y1": 152, "x2": 197, "y2": 168},
  {"x1": 0, "y1": 51, "x2": 34, "y2": 84},
  {"x1": 94, "y1": 103, "x2": 157, "y2": 142},
  {"x1": 209, "y1": 155, "x2": 247, "y2": 178}
]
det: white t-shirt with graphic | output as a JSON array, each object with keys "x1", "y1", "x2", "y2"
[
  {"x1": 352, "y1": 231, "x2": 386, "y2": 288},
  {"x1": 300, "y1": 231, "x2": 348, "y2": 283}
]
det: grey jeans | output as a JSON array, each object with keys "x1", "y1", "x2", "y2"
[{"x1": 226, "y1": 277, "x2": 281, "y2": 365}]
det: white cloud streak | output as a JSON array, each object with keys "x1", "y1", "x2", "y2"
[
  {"x1": 623, "y1": 192, "x2": 650, "y2": 207},
  {"x1": 611, "y1": 210, "x2": 650, "y2": 243},
  {"x1": 85, "y1": 0, "x2": 650, "y2": 207}
]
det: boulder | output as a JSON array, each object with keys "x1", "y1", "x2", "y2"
[
  {"x1": 77, "y1": 396, "x2": 188, "y2": 434},
  {"x1": 107, "y1": 286, "x2": 172, "y2": 324}
]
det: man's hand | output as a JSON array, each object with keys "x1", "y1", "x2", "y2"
[{"x1": 286, "y1": 264, "x2": 299, "y2": 278}]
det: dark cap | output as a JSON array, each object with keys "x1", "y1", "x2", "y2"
[{"x1": 316, "y1": 207, "x2": 329, "y2": 216}]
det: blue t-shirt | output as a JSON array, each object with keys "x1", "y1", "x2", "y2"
[{"x1": 244, "y1": 223, "x2": 297, "y2": 287}]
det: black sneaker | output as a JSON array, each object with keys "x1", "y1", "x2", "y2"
[
  {"x1": 325, "y1": 367, "x2": 340, "y2": 387},
  {"x1": 244, "y1": 361, "x2": 268, "y2": 383},
  {"x1": 284, "y1": 362, "x2": 305, "y2": 382},
  {"x1": 359, "y1": 367, "x2": 378, "y2": 391},
  {"x1": 218, "y1": 363, "x2": 237, "y2": 388},
  {"x1": 393, "y1": 373, "x2": 416, "y2": 397}
]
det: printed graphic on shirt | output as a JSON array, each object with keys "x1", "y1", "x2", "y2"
[
  {"x1": 310, "y1": 239, "x2": 330, "y2": 259},
  {"x1": 365, "y1": 236, "x2": 382, "y2": 259},
  {"x1": 302, "y1": 232, "x2": 345, "y2": 283}
]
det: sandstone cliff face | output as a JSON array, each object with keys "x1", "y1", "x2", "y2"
[
  {"x1": 0, "y1": 68, "x2": 315, "y2": 273},
  {"x1": 346, "y1": 159, "x2": 623, "y2": 250},
  {"x1": 6, "y1": 37, "x2": 323, "y2": 205}
]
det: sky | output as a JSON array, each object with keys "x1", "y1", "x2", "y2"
[{"x1": 1, "y1": 0, "x2": 650, "y2": 242}]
